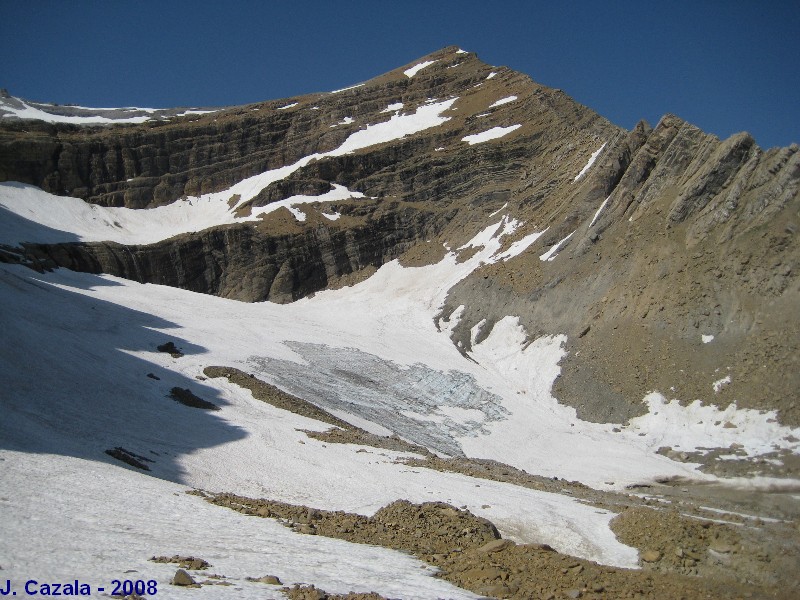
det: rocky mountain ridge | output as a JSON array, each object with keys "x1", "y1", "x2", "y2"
[{"x1": 1, "y1": 45, "x2": 798, "y2": 447}]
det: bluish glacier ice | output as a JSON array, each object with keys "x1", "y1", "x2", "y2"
[{"x1": 248, "y1": 342, "x2": 508, "y2": 456}]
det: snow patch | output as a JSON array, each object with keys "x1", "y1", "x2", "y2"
[
  {"x1": 702, "y1": 334, "x2": 715, "y2": 344},
  {"x1": 330, "y1": 83, "x2": 365, "y2": 94},
  {"x1": 0, "y1": 99, "x2": 457, "y2": 245},
  {"x1": 713, "y1": 375, "x2": 732, "y2": 393},
  {"x1": 462, "y1": 124, "x2": 521, "y2": 145},
  {"x1": 251, "y1": 184, "x2": 365, "y2": 223},
  {"x1": 627, "y1": 393, "x2": 796, "y2": 459},
  {"x1": 0, "y1": 451, "x2": 477, "y2": 600},
  {"x1": 489, "y1": 95, "x2": 517, "y2": 108},
  {"x1": 171, "y1": 109, "x2": 219, "y2": 117},
  {"x1": 488, "y1": 203, "x2": 508, "y2": 217},
  {"x1": 330, "y1": 116, "x2": 354, "y2": 127},
  {"x1": 404, "y1": 60, "x2": 436, "y2": 78},
  {"x1": 380, "y1": 102, "x2": 404, "y2": 113},
  {"x1": 277, "y1": 102, "x2": 298, "y2": 110},
  {"x1": 573, "y1": 143, "x2": 607, "y2": 182},
  {"x1": 539, "y1": 230, "x2": 576, "y2": 261},
  {"x1": 495, "y1": 228, "x2": 548, "y2": 261},
  {"x1": 589, "y1": 196, "x2": 610, "y2": 227},
  {"x1": 1, "y1": 99, "x2": 152, "y2": 125}
]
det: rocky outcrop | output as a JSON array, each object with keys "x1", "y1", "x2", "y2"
[
  {"x1": 22, "y1": 201, "x2": 446, "y2": 302},
  {"x1": 439, "y1": 112, "x2": 800, "y2": 426}
]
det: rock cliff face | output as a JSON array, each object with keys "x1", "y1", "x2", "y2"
[{"x1": 2, "y1": 46, "x2": 798, "y2": 435}]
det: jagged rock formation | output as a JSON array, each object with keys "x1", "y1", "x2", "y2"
[{"x1": 1, "y1": 46, "x2": 798, "y2": 437}]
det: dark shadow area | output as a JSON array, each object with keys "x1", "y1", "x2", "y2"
[
  {"x1": 0, "y1": 263, "x2": 247, "y2": 484},
  {"x1": 0, "y1": 183, "x2": 84, "y2": 245}
]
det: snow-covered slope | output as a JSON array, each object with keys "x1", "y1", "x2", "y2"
[
  {"x1": 0, "y1": 91, "x2": 218, "y2": 125},
  {"x1": 2, "y1": 188, "x2": 799, "y2": 593}
]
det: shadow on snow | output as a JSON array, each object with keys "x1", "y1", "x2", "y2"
[{"x1": 0, "y1": 263, "x2": 247, "y2": 485}]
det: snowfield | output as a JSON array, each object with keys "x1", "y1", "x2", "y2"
[
  {"x1": 0, "y1": 95, "x2": 219, "y2": 125},
  {"x1": 2, "y1": 175, "x2": 800, "y2": 594}
]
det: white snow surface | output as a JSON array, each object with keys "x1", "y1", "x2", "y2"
[
  {"x1": 462, "y1": 124, "x2": 521, "y2": 145},
  {"x1": 489, "y1": 95, "x2": 517, "y2": 108},
  {"x1": 0, "y1": 245, "x2": 641, "y2": 570},
  {"x1": 713, "y1": 375, "x2": 732, "y2": 393},
  {"x1": 251, "y1": 184, "x2": 365, "y2": 222},
  {"x1": 0, "y1": 98, "x2": 456, "y2": 245},
  {"x1": 277, "y1": 102, "x2": 299, "y2": 110},
  {"x1": 495, "y1": 228, "x2": 548, "y2": 261},
  {"x1": 381, "y1": 102, "x2": 404, "y2": 113},
  {"x1": 329, "y1": 83, "x2": 365, "y2": 94},
  {"x1": 0, "y1": 451, "x2": 477, "y2": 599},
  {"x1": 589, "y1": 196, "x2": 611, "y2": 227},
  {"x1": 404, "y1": 60, "x2": 436, "y2": 78},
  {"x1": 488, "y1": 202, "x2": 508, "y2": 217},
  {"x1": 702, "y1": 334, "x2": 715, "y2": 344},
  {"x1": 0, "y1": 96, "x2": 219, "y2": 124},
  {"x1": 573, "y1": 142, "x2": 607, "y2": 182},
  {"x1": 0, "y1": 181, "x2": 365, "y2": 243},
  {"x1": 1, "y1": 99, "x2": 153, "y2": 124},
  {"x1": 330, "y1": 116, "x2": 354, "y2": 127},
  {"x1": 3, "y1": 206, "x2": 800, "y2": 587}
]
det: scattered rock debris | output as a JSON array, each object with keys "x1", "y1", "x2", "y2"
[
  {"x1": 156, "y1": 341, "x2": 183, "y2": 358},
  {"x1": 282, "y1": 584, "x2": 387, "y2": 600},
  {"x1": 170, "y1": 569, "x2": 197, "y2": 587},
  {"x1": 246, "y1": 574, "x2": 282, "y2": 585},
  {"x1": 150, "y1": 555, "x2": 210, "y2": 570},
  {"x1": 168, "y1": 387, "x2": 219, "y2": 410},
  {"x1": 104, "y1": 447, "x2": 152, "y2": 471}
]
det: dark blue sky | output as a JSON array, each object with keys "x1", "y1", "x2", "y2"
[{"x1": 2, "y1": 1, "x2": 798, "y2": 148}]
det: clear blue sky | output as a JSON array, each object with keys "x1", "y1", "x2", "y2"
[{"x1": 1, "y1": 1, "x2": 798, "y2": 148}]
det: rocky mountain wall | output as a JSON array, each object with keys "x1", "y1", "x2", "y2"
[{"x1": 21, "y1": 201, "x2": 446, "y2": 303}]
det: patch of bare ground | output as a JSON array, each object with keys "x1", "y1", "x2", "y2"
[
  {"x1": 199, "y1": 490, "x2": 791, "y2": 599},
  {"x1": 204, "y1": 366, "x2": 350, "y2": 428},
  {"x1": 283, "y1": 585, "x2": 388, "y2": 600}
]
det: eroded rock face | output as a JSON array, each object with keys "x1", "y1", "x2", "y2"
[
  {"x1": 21, "y1": 201, "x2": 444, "y2": 302},
  {"x1": 2, "y1": 45, "x2": 798, "y2": 430}
]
